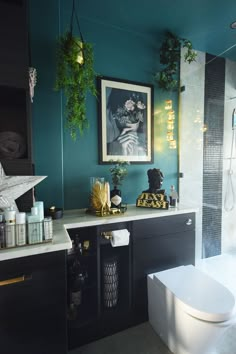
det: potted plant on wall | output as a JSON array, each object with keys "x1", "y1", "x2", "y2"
[
  {"x1": 55, "y1": 0, "x2": 97, "y2": 140},
  {"x1": 109, "y1": 160, "x2": 129, "y2": 209},
  {"x1": 155, "y1": 31, "x2": 197, "y2": 91}
]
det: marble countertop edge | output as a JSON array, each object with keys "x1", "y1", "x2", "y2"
[{"x1": 0, "y1": 204, "x2": 198, "y2": 261}]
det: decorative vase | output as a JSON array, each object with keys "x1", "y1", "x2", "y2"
[{"x1": 110, "y1": 186, "x2": 122, "y2": 209}]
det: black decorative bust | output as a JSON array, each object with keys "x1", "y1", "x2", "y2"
[{"x1": 142, "y1": 168, "x2": 165, "y2": 194}]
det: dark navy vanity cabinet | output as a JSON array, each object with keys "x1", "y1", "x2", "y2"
[
  {"x1": 132, "y1": 213, "x2": 195, "y2": 323},
  {"x1": 0, "y1": 251, "x2": 68, "y2": 354},
  {"x1": 67, "y1": 212, "x2": 196, "y2": 349},
  {"x1": 0, "y1": 209, "x2": 196, "y2": 353}
]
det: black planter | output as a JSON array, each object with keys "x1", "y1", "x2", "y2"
[{"x1": 110, "y1": 186, "x2": 122, "y2": 209}]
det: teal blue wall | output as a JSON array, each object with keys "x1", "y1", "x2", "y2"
[{"x1": 29, "y1": 0, "x2": 178, "y2": 210}]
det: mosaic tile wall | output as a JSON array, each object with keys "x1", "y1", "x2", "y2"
[{"x1": 202, "y1": 54, "x2": 225, "y2": 258}]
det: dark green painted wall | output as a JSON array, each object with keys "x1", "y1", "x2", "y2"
[{"x1": 29, "y1": 0, "x2": 178, "y2": 209}]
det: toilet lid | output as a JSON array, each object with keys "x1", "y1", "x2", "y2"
[{"x1": 153, "y1": 265, "x2": 235, "y2": 322}]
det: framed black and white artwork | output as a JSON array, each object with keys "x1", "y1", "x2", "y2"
[{"x1": 97, "y1": 76, "x2": 154, "y2": 164}]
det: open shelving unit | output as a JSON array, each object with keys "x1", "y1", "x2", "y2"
[
  {"x1": 0, "y1": 0, "x2": 34, "y2": 212},
  {"x1": 67, "y1": 221, "x2": 132, "y2": 349}
]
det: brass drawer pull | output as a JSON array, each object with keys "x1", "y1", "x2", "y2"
[
  {"x1": 0, "y1": 274, "x2": 32, "y2": 286},
  {"x1": 186, "y1": 218, "x2": 192, "y2": 226}
]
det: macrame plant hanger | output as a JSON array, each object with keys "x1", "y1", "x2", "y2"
[{"x1": 70, "y1": 0, "x2": 85, "y2": 65}]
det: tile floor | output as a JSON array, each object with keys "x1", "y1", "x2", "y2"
[{"x1": 69, "y1": 322, "x2": 172, "y2": 354}]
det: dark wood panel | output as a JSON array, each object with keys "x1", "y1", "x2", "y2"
[
  {"x1": 0, "y1": 0, "x2": 28, "y2": 88},
  {"x1": 0, "y1": 251, "x2": 67, "y2": 354},
  {"x1": 67, "y1": 213, "x2": 196, "y2": 349},
  {"x1": 132, "y1": 215, "x2": 195, "y2": 322},
  {"x1": 132, "y1": 213, "x2": 195, "y2": 239}
]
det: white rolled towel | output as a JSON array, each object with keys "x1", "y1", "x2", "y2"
[{"x1": 110, "y1": 229, "x2": 130, "y2": 247}]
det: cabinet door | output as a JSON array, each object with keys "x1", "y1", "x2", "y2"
[
  {"x1": 0, "y1": 251, "x2": 67, "y2": 354},
  {"x1": 0, "y1": 0, "x2": 28, "y2": 88},
  {"x1": 132, "y1": 214, "x2": 195, "y2": 321}
]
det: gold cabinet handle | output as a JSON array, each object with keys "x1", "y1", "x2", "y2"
[{"x1": 0, "y1": 274, "x2": 32, "y2": 286}]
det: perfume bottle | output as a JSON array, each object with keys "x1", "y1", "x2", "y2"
[{"x1": 169, "y1": 185, "x2": 178, "y2": 207}]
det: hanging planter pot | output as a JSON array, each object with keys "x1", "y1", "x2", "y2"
[{"x1": 55, "y1": 1, "x2": 97, "y2": 140}]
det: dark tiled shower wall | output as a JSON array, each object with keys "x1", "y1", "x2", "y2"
[{"x1": 202, "y1": 54, "x2": 225, "y2": 258}]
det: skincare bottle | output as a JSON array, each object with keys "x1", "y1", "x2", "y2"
[
  {"x1": 27, "y1": 207, "x2": 43, "y2": 244},
  {"x1": 15, "y1": 212, "x2": 26, "y2": 246},
  {"x1": 4, "y1": 208, "x2": 16, "y2": 248},
  {"x1": 0, "y1": 214, "x2": 6, "y2": 248},
  {"x1": 34, "y1": 201, "x2": 44, "y2": 221},
  {"x1": 43, "y1": 216, "x2": 53, "y2": 240}
]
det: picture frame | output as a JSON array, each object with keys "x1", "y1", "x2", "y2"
[{"x1": 97, "y1": 76, "x2": 154, "y2": 164}]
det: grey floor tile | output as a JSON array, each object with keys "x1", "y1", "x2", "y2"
[{"x1": 69, "y1": 322, "x2": 172, "y2": 354}]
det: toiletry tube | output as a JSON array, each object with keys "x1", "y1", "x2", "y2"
[
  {"x1": 27, "y1": 215, "x2": 43, "y2": 244},
  {"x1": 43, "y1": 217, "x2": 53, "y2": 240},
  {"x1": 34, "y1": 201, "x2": 44, "y2": 221},
  {"x1": 4, "y1": 209, "x2": 16, "y2": 248},
  {"x1": 16, "y1": 212, "x2": 26, "y2": 246}
]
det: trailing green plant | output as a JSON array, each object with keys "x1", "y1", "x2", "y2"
[
  {"x1": 55, "y1": 31, "x2": 97, "y2": 140},
  {"x1": 109, "y1": 160, "x2": 129, "y2": 187},
  {"x1": 155, "y1": 31, "x2": 197, "y2": 91}
]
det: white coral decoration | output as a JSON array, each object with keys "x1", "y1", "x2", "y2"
[{"x1": 29, "y1": 67, "x2": 37, "y2": 103}]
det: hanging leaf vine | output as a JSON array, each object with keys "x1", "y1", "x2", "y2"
[
  {"x1": 55, "y1": 0, "x2": 97, "y2": 140},
  {"x1": 155, "y1": 31, "x2": 197, "y2": 91}
]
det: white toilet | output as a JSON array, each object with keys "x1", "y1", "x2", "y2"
[{"x1": 147, "y1": 265, "x2": 236, "y2": 354}]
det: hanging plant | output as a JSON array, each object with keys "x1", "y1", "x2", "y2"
[
  {"x1": 55, "y1": 1, "x2": 97, "y2": 140},
  {"x1": 155, "y1": 32, "x2": 197, "y2": 91}
]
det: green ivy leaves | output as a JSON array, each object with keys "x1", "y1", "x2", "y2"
[
  {"x1": 55, "y1": 31, "x2": 97, "y2": 140},
  {"x1": 155, "y1": 32, "x2": 197, "y2": 91}
]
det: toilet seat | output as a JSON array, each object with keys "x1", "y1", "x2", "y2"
[{"x1": 153, "y1": 265, "x2": 235, "y2": 322}]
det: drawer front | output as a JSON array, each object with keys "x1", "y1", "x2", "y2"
[
  {"x1": 0, "y1": 251, "x2": 67, "y2": 354},
  {"x1": 132, "y1": 213, "x2": 195, "y2": 240}
]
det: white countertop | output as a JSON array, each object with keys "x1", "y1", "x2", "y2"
[
  {"x1": 0, "y1": 204, "x2": 197, "y2": 261},
  {"x1": 55, "y1": 204, "x2": 197, "y2": 229}
]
